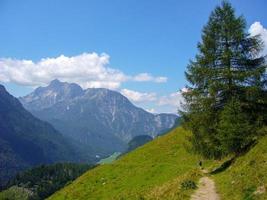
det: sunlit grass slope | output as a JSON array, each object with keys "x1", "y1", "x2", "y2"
[
  {"x1": 48, "y1": 126, "x2": 267, "y2": 200},
  {"x1": 214, "y1": 133, "x2": 267, "y2": 200},
  {"x1": 48, "y1": 127, "x2": 212, "y2": 200}
]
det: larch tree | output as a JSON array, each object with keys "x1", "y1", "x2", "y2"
[{"x1": 180, "y1": 1, "x2": 267, "y2": 158}]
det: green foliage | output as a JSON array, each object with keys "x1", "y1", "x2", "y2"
[
  {"x1": 181, "y1": 180, "x2": 197, "y2": 190},
  {"x1": 0, "y1": 186, "x2": 32, "y2": 200},
  {"x1": 243, "y1": 186, "x2": 256, "y2": 200},
  {"x1": 1, "y1": 163, "x2": 93, "y2": 200},
  {"x1": 181, "y1": 1, "x2": 267, "y2": 158},
  {"x1": 218, "y1": 99, "x2": 254, "y2": 154}
]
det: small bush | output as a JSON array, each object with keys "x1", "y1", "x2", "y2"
[{"x1": 181, "y1": 180, "x2": 197, "y2": 190}]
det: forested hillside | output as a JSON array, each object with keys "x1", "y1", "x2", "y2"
[
  {"x1": 0, "y1": 163, "x2": 94, "y2": 200},
  {"x1": 0, "y1": 85, "x2": 81, "y2": 187}
]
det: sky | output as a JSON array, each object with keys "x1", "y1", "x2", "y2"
[{"x1": 0, "y1": 0, "x2": 266, "y2": 113}]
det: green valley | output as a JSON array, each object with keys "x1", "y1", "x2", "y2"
[{"x1": 98, "y1": 152, "x2": 121, "y2": 165}]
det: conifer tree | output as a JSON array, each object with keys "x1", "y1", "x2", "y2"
[
  {"x1": 218, "y1": 99, "x2": 253, "y2": 154},
  {"x1": 180, "y1": 1, "x2": 266, "y2": 158}
]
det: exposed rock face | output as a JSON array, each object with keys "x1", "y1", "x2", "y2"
[{"x1": 20, "y1": 80, "x2": 178, "y2": 156}]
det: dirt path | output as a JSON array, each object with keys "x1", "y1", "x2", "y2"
[{"x1": 190, "y1": 176, "x2": 220, "y2": 200}]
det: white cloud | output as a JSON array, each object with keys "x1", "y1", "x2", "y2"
[
  {"x1": 120, "y1": 89, "x2": 157, "y2": 102},
  {"x1": 133, "y1": 73, "x2": 167, "y2": 83},
  {"x1": 0, "y1": 52, "x2": 167, "y2": 89},
  {"x1": 249, "y1": 21, "x2": 267, "y2": 54},
  {"x1": 0, "y1": 52, "x2": 183, "y2": 113},
  {"x1": 121, "y1": 88, "x2": 184, "y2": 114},
  {"x1": 158, "y1": 92, "x2": 183, "y2": 108}
]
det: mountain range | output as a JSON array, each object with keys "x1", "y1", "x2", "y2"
[
  {"x1": 0, "y1": 85, "x2": 82, "y2": 187},
  {"x1": 0, "y1": 80, "x2": 177, "y2": 186},
  {"x1": 20, "y1": 79, "x2": 178, "y2": 158}
]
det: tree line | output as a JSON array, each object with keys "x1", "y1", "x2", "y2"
[{"x1": 1, "y1": 163, "x2": 94, "y2": 200}]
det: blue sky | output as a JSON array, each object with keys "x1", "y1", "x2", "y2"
[{"x1": 0, "y1": 0, "x2": 266, "y2": 113}]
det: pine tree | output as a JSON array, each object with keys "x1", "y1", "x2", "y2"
[
  {"x1": 218, "y1": 99, "x2": 253, "y2": 154},
  {"x1": 180, "y1": 1, "x2": 266, "y2": 158}
]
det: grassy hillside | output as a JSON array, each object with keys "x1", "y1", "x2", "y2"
[
  {"x1": 48, "y1": 127, "x2": 267, "y2": 200},
  {"x1": 214, "y1": 133, "x2": 267, "y2": 200},
  {"x1": 48, "y1": 127, "x2": 213, "y2": 200}
]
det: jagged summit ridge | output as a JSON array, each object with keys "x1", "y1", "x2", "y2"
[{"x1": 20, "y1": 80, "x2": 178, "y2": 157}]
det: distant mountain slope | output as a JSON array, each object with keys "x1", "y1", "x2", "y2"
[
  {"x1": 20, "y1": 80, "x2": 178, "y2": 157},
  {"x1": 0, "y1": 85, "x2": 83, "y2": 187},
  {"x1": 127, "y1": 135, "x2": 153, "y2": 152}
]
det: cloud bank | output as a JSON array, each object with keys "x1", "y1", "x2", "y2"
[
  {"x1": 133, "y1": 73, "x2": 167, "y2": 83},
  {"x1": 121, "y1": 89, "x2": 157, "y2": 102},
  {"x1": 0, "y1": 52, "x2": 167, "y2": 89},
  {"x1": 0, "y1": 52, "x2": 180, "y2": 113},
  {"x1": 121, "y1": 88, "x2": 184, "y2": 114}
]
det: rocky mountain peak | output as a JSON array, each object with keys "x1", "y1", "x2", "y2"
[
  {"x1": 49, "y1": 79, "x2": 62, "y2": 87},
  {"x1": 20, "y1": 79, "x2": 84, "y2": 110},
  {"x1": 20, "y1": 80, "x2": 178, "y2": 156}
]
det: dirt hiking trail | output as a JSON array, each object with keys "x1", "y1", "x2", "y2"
[{"x1": 190, "y1": 176, "x2": 220, "y2": 200}]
